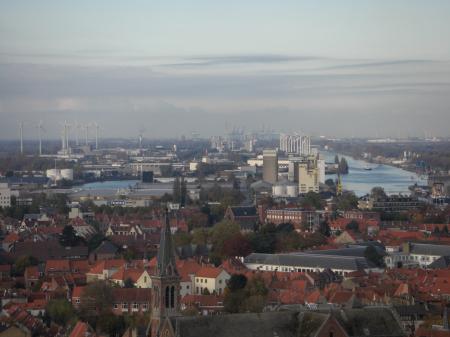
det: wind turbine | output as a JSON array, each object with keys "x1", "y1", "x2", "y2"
[
  {"x1": 59, "y1": 120, "x2": 71, "y2": 154},
  {"x1": 138, "y1": 127, "x2": 146, "y2": 150},
  {"x1": 19, "y1": 121, "x2": 24, "y2": 155},
  {"x1": 93, "y1": 122, "x2": 100, "y2": 150},
  {"x1": 84, "y1": 124, "x2": 90, "y2": 146},
  {"x1": 36, "y1": 120, "x2": 46, "y2": 156},
  {"x1": 74, "y1": 120, "x2": 80, "y2": 146}
]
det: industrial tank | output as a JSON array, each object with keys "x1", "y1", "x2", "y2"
[
  {"x1": 286, "y1": 183, "x2": 299, "y2": 197},
  {"x1": 60, "y1": 169, "x2": 74, "y2": 181},
  {"x1": 272, "y1": 183, "x2": 287, "y2": 197}
]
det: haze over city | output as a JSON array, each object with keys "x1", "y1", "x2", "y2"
[{"x1": 1, "y1": 0, "x2": 450, "y2": 139}]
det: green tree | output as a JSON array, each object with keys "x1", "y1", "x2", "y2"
[
  {"x1": 60, "y1": 225, "x2": 80, "y2": 247},
  {"x1": 346, "y1": 220, "x2": 360, "y2": 233},
  {"x1": 46, "y1": 299, "x2": 76, "y2": 326},
  {"x1": 318, "y1": 220, "x2": 331, "y2": 237},
  {"x1": 172, "y1": 177, "x2": 181, "y2": 203},
  {"x1": 224, "y1": 274, "x2": 248, "y2": 313},
  {"x1": 96, "y1": 312, "x2": 126, "y2": 337},
  {"x1": 371, "y1": 186, "x2": 387, "y2": 200},
  {"x1": 79, "y1": 281, "x2": 114, "y2": 320},
  {"x1": 14, "y1": 255, "x2": 38, "y2": 275},
  {"x1": 364, "y1": 246, "x2": 385, "y2": 267},
  {"x1": 210, "y1": 220, "x2": 241, "y2": 254},
  {"x1": 180, "y1": 177, "x2": 188, "y2": 207},
  {"x1": 339, "y1": 157, "x2": 349, "y2": 174},
  {"x1": 191, "y1": 228, "x2": 210, "y2": 245},
  {"x1": 124, "y1": 277, "x2": 135, "y2": 288},
  {"x1": 301, "y1": 192, "x2": 323, "y2": 209},
  {"x1": 227, "y1": 274, "x2": 248, "y2": 292},
  {"x1": 336, "y1": 191, "x2": 358, "y2": 210}
]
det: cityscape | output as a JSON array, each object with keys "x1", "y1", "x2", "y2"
[{"x1": 1, "y1": 2, "x2": 450, "y2": 337}]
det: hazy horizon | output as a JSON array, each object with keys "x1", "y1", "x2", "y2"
[{"x1": 1, "y1": 1, "x2": 450, "y2": 140}]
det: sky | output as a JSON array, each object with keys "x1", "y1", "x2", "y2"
[{"x1": 1, "y1": 0, "x2": 450, "y2": 140}]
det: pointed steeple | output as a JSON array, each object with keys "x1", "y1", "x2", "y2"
[{"x1": 156, "y1": 208, "x2": 178, "y2": 277}]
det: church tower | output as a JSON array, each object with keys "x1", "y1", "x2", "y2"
[{"x1": 150, "y1": 209, "x2": 180, "y2": 337}]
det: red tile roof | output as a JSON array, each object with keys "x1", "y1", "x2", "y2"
[
  {"x1": 45, "y1": 259, "x2": 70, "y2": 274},
  {"x1": 195, "y1": 266, "x2": 224, "y2": 279},
  {"x1": 69, "y1": 321, "x2": 96, "y2": 337},
  {"x1": 3, "y1": 232, "x2": 20, "y2": 243}
]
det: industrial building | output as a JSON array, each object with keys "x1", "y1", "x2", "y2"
[
  {"x1": 279, "y1": 133, "x2": 311, "y2": 155},
  {"x1": 262, "y1": 149, "x2": 278, "y2": 184}
]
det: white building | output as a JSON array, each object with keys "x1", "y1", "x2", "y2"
[
  {"x1": 0, "y1": 183, "x2": 12, "y2": 208},
  {"x1": 384, "y1": 242, "x2": 450, "y2": 268},
  {"x1": 280, "y1": 134, "x2": 311, "y2": 155},
  {"x1": 194, "y1": 267, "x2": 230, "y2": 295},
  {"x1": 244, "y1": 252, "x2": 373, "y2": 276}
]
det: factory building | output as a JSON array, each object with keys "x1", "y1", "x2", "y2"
[{"x1": 262, "y1": 149, "x2": 278, "y2": 184}]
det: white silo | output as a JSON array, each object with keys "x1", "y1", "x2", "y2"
[
  {"x1": 286, "y1": 183, "x2": 299, "y2": 197},
  {"x1": 60, "y1": 169, "x2": 74, "y2": 181},
  {"x1": 272, "y1": 183, "x2": 287, "y2": 197},
  {"x1": 46, "y1": 169, "x2": 59, "y2": 181}
]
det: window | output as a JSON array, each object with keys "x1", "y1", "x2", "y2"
[
  {"x1": 165, "y1": 286, "x2": 170, "y2": 308},
  {"x1": 122, "y1": 303, "x2": 128, "y2": 309},
  {"x1": 170, "y1": 286, "x2": 175, "y2": 308},
  {"x1": 114, "y1": 304, "x2": 118, "y2": 309},
  {"x1": 144, "y1": 276, "x2": 147, "y2": 282},
  {"x1": 75, "y1": 299, "x2": 80, "y2": 304},
  {"x1": 219, "y1": 280, "x2": 222, "y2": 284},
  {"x1": 133, "y1": 302, "x2": 139, "y2": 309}
]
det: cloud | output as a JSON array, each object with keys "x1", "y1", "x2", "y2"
[
  {"x1": 0, "y1": 54, "x2": 450, "y2": 139},
  {"x1": 162, "y1": 54, "x2": 322, "y2": 67}
]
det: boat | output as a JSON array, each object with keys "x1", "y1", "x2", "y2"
[{"x1": 364, "y1": 165, "x2": 372, "y2": 171}]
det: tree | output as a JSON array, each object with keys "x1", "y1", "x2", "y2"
[
  {"x1": 325, "y1": 179, "x2": 335, "y2": 187},
  {"x1": 46, "y1": 299, "x2": 76, "y2": 326},
  {"x1": 334, "y1": 155, "x2": 340, "y2": 164},
  {"x1": 173, "y1": 232, "x2": 192, "y2": 247},
  {"x1": 87, "y1": 233, "x2": 105, "y2": 252},
  {"x1": 14, "y1": 255, "x2": 38, "y2": 275},
  {"x1": 79, "y1": 281, "x2": 114, "y2": 321},
  {"x1": 336, "y1": 191, "x2": 358, "y2": 210},
  {"x1": 249, "y1": 224, "x2": 277, "y2": 254},
  {"x1": 224, "y1": 274, "x2": 248, "y2": 313},
  {"x1": 371, "y1": 186, "x2": 387, "y2": 200},
  {"x1": 60, "y1": 225, "x2": 80, "y2": 247},
  {"x1": 221, "y1": 233, "x2": 252, "y2": 258},
  {"x1": 318, "y1": 220, "x2": 331, "y2": 237},
  {"x1": 191, "y1": 228, "x2": 210, "y2": 245},
  {"x1": 124, "y1": 277, "x2": 135, "y2": 288},
  {"x1": 210, "y1": 220, "x2": 241, "y2": 254},
  {"x1": 172, "y1": 177, "x2": 181, "y2": 203},
  {"x1": 301, "y1": 192, "x2": 323, "y2": 209},
  {"x1": 364, "y1": 246, "x2": 385, "y2": 268},
  {"x1": 227, "y1": 274, "x2": 248, "y2": 292},
  {"x1": 180, "y1": 177, "x2": 187, "y2": 207},
  {"x1": 346, "y1": 220, "x2": 360, "y2": 233},
  {"x1": 96, "y1": 312, "x2": 126, "y2": 337},
  {"x1": 339, "y1": 157, "x2": 349, "y2": 174}
]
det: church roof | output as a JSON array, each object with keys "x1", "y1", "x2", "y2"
[{"x1": 156, "y1": 209, "x2": 178, "y2": 277}]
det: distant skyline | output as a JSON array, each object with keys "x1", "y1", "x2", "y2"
[{"x1": 1, "y1": 1, "x2": 450, "y2": 139}]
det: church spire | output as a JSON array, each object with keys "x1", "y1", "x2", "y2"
[
  {"x1": 150, "y1": 208, "x2": 181, "y2": 337},
  {"x1": 156, "y1": 208, "x2": 178, "y2": 277}
]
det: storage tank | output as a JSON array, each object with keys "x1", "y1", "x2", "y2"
[
  {"x1": 46, "y1": 169, "x2": 59, "y2": 180},
  {"x1": 60, "y1": 169, "x2": 74, "y2": 181},
  {"x1": 272, "y1": 183, "x2": 287, "y2": 197},
  {"x1": 286, "y1": 183, "x2": 299, "y2": 197}
]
